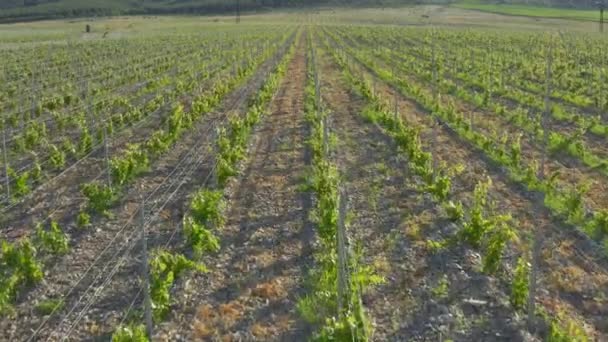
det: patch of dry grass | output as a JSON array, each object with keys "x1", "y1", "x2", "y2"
[
  {"x1": 193, "y1": 301, "x2": 246, "y2": 338},
  {"x1": 251, "y1": 323, "x2": 272, "y2": 338},
  {"x1": 252, "y1": 278, "x2": 287, "y2": 299}
]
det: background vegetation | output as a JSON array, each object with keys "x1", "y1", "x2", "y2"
[
  {"x1": 0, "y1": 0, "x2": 605, "y2": 22},
  {"x1": 0, "y1": 0, "x2": 429, "y2": 22}
]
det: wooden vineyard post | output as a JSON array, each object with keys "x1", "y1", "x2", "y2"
[
  {"x1": 313, "y1": 34, "x2": 324, "y2": 135},
  {"x1": 79, "y1": 64, "x2": 86, "y2": 127},
  {"x1": 372, "y1": 78, "x2": 376, "y2": 98},
  {"x1": 469, "y1": 45, "x2": 475, "y2": 131},
  {"x1": 500, "y1": 56, "x2": 506, "y2": 93},
  {"x1": 528, "y1": 227, "x2": 542, "y2": 331},
  {"x1": 431, "y1": 39, "x2": 439, "y2": 180},
  {"x1": 451, "y1": 52, "x2": 456, "y2": 78},
  {"x1": 323, "y1": 115, "x2": 329, "y2": 157},
  {"x1": 432, "y1": 118, "x2": 439, "y2": 181},
  {"x1": 432, "y1": 38, "x2": 438, "y2": 102},
  {"x1": 19, "y1": 95, "x2": 25, "y2": 132},
  {"x1": 470, "y1": 109, "x2": 474, "y2": 132},
  {"x1": 392, "y1": 66, "x2": 399, "y2": 129},
  {"x1": 470, "y1": 49, "x2": 475, "y2": 76},
  {"x1": 2, "y1": 126, "x2": 10, "y2": 201},
  {"x1": 314, "y1": 62, "x2": 320, "y2": 111},
  {"x1": 488, "y1": 40, "x2": 494, "y2": 102},
  {"x1": 80, "y1": 62, "x2": 93, "y2": 133},
  {"x1": 600, "y1": 48, "x2": 605, "y2": 121},
  {"x1": 540, "y1": 42, "x2": 553, "y2": 187},
  {"x1": 31, "y1": 70, "x2": 37, "y2": 119},
  {"x1": 336, "y1": 188, "x2": 349, "y2": 318},
  {"x1": 600, "y1": 1, "x2": 605, "y2": 33},
  {"x1": 103, "y1": 126, "x2": 112, "y2": 189},
  {"x1": 211, "y1": 128, "x2": 219, "y2": 190},
  {"x1": 589, "y1": 63, "x2": 595, "y2": 99},
  {"x1": 233, "y1": 58, "x2": 238, "y2": 79},
  {"x1": 394, "y1": 91, "x2": 399, "y2": 130},
  {"x1": 140, "y1": 199, "x2": 154, "y2": 339}
]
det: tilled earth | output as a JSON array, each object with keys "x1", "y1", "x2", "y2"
[{"x1": 157, "y1": 37, "x2": 314, "y2": 341}]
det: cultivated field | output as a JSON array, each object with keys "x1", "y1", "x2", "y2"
[{"x1": 0, "y1": 7, "x2": 607, "y2": 342}]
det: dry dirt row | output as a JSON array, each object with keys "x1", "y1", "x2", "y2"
[{"x1": 157, "y1": 36, "x2": 314, "y2": 341}]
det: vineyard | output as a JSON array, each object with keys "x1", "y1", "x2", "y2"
[{"x1": 0, "y1": 10, "x2": 607, "y2": 342}]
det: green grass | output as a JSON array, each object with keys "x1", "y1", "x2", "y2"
[{"x1": 453, "y1": 0, "x2": 601, "y2": 21}]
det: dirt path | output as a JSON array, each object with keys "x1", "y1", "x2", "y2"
[{"x1": 157, "y1": 35, "x2": 313, "y2": 341}]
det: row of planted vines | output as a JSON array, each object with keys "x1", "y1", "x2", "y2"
[{"x1": 297, "y1": 32, "x2": 381, "y2": 340}]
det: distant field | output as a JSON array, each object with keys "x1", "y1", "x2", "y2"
[
  {"x1": 453, "y1": 0, "x2": 601, "y2": 21},
  {"x1": 0, "y1": 0, "x2": 275, "y2": 22}
]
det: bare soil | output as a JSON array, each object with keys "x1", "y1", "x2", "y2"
[{"x1": 156, "y1": 36, "x2": 313, "y2": 341}]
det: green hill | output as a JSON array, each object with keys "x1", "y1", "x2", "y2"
[
  {"x1": 1, "y1": 0, "x2": 599, "y2": 23},
  {"x1": 452, "y1": 0, "x2": 602, "y2": 21}
]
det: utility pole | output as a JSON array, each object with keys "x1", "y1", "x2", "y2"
[
  {"x1": 597, "y1": 0, "x2": 605, "y2": 32},
  {"x1": 601, "y1": 4, "x2": 605, "y2": 33},
  {"x1": 236, "y1": 0, "x2": 241, "y2": 24}
]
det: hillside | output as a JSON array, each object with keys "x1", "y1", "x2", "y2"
[
  {"x1": 452, "y1": 0, "x2": 602, "y2": 21},
  {"x1": 0, "y1": 0, "x2": 429, "y2": 22}
]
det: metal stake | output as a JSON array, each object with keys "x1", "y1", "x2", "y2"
[
  {"x1": 104, "y1": 126, "x2": 112, "y2": 189},
  {"x1": 337, "y1": 188, "x2": 349, "y2": 317},
  {"x1": 212, "y1": 128, "x2": 219, "y2": 189},
  {"x1": 394, "y1": 92, "x2": 399, "y2": 129}
]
